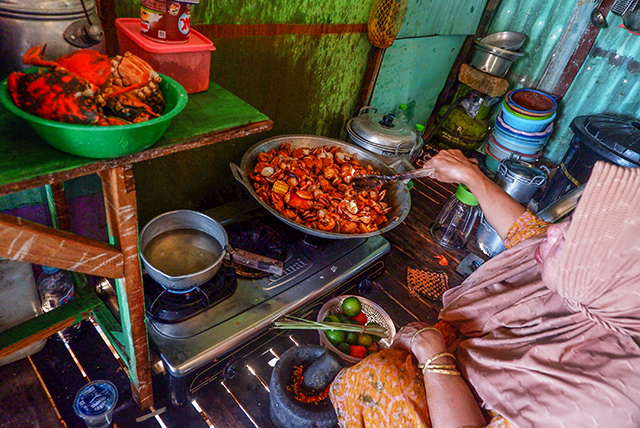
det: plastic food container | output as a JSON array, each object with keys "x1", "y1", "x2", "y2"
[
  {"x1": 116, "y1": 17, "x2": 215, "y2": 94},
  {"x1": 488, "y1": 135, "x2": 542, "y2": 162},
  {"x1": 500, "y1": 102, "x2": 556, "y2": 133},
  {"x1": 491, "y1": 129, "x2": 547, "y2": 155},
  {"x1": 140, "y1": 0, "x2": 198, "y2": 43},
  {"x1": 73, "y1": 380, "x2": 119, "y2": 428}
]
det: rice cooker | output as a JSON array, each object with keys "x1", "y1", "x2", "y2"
[
  {"x1": 0, "y1": 0, "x2": 105, "y2": 80},
  {"x1": 346, "y1": 107, "x2": 421, "y2": 163}
]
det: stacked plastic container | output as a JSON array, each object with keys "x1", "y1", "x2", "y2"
[{"x1": 485, "y1": 89, "x2": 557, "y2": 173}]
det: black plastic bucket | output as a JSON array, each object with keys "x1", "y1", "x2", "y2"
[{"x1": 537, "y1": 115, "x2": 640, "y2": 210}]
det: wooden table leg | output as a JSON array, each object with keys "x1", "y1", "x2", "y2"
[{"x1": 98, "y1": 165, "x2": 153, "y2": 409}]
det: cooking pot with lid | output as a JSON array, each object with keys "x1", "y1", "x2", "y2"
[
  {"x1": 0, "y1": 0, "x2": 105, "y2": 80},
  {"x1": 346, "y1": 107, "x2": 421, "y2": 161},
  {"x1": 494, "y1": 158, "x2": 549, "y2": 204}
]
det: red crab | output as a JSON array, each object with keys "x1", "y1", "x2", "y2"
[
  {"x1": 7, "y1": 46, "x2": 164, "y2": 126},
  {"x1": 8, "y1": 46, "x2": 114, "y2": 125},
  {"x1": 98, "y1": 52, "x2": 165, "y2": 123}
]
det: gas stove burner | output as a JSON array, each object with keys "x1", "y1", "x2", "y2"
[
  {"x1": 300, "y1": 233, "x2": 342, "y2": 248},
  {"x1": 225, "y1": 219, "x2": 289, "y2": 278},
  {"x1": 144, "y1": 265, "x2": 237, "y2": 323}
]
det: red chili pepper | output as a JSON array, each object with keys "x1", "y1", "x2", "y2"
[
  {"x1": 349, "y1": 345, "x2": 367, "y2": 359},
  {"x1": 434, "y1": 254, "x2": 449, "y2": 266},
  {"x1": 350, "y1": 311, "x2": 368, "y2": 325},
  {"x1": 367, "y1": 342, "x2": 378, "y2": 352}
]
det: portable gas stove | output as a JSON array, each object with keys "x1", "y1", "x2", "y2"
[{"x1": 143, "y1": 200, "x2": 390, "y2": 406}]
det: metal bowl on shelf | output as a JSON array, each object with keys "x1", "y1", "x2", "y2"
[
  {"x1": 471, "y1": 41, "x2": 525, "y2": 77},
  {"x1": 479, "y1": 31, "x2": 527, "y2": 51}
]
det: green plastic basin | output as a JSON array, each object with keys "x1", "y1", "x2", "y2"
[{"x1": 0, "y1": 72, "x2": 188, "y2": 159}]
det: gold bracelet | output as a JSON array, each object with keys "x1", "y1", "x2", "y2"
[
  {"x1": 417, "y1": 364, "x2": 457, "y2": 371},
  {"x1": 422, "y1": 367, "x2": 461, "y2": 376},
  {"x1": 416, "y1": 352, "x2": 458, "y2": 376},
  {"x1": 423, "y1": 351, "x2": 456, "y2": 366},
  {"x1": 409, "y1": 326, "x2": 441, "y2": 351}
]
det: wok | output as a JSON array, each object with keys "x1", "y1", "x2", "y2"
[{"x1": 230, "y1": 134, "x2": 412, "y2": 239}]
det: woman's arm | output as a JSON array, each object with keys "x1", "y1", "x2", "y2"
[
  {"x1": 422, "y1": 149, "x2": 525, "y2": 239},
  {"x1": 393, "y1": 322, "x2": 486, "y2": 428}
]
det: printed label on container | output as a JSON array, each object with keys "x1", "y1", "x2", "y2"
[
  {"x1": 140, "y1": 0, "x2": 191, "y2": 43},
  {"x1": 76, "y1": 383, "x2": 116, "y2": 416}
]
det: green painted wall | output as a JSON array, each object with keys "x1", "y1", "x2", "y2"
[{"x1": 120, "y1": 0, "x2": 484, "y2": 223}]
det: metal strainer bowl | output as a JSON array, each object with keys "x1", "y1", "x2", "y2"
[{"x1": 317, "y1": 295, "x2": 396, "y2": 364}]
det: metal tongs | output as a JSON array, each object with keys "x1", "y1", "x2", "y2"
[{"x1": 352, "y1": 167, "x2": 435, "y2": 192}]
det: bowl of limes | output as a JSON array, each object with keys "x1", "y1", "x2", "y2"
[{"x1": 317, "y1": 295, "x2": 396, "y2": 364}]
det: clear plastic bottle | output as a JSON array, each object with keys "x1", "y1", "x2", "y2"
[
  {"x1": 430, "y1": 184, "x2": 480, "y2": 249},
  {"x1": 37, "y1": 266, "x2": 80, "y2": 342},
  {"x1": 392, "y1": 103, "x2": 410, "y2": 124}
]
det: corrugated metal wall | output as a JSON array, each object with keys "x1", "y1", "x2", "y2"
[{"x1": 489, "y1": 0, "x2": 640, "y2": 163}]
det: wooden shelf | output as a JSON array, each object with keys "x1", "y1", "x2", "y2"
[
  {"x1": 0, "y1": 82, "x2": 273, "y2": 409},
  {"x1": 0, "y1": 81, "x2": 273, "y2": 196}
]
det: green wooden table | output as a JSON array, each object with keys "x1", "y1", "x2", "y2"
[{"x1": 0, "y1": 82, "x2": 273, "y2": 408}]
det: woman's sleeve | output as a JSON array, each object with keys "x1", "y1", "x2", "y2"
[{"x1": 502, "y1": 211, "x2": 551, "y2": 249}]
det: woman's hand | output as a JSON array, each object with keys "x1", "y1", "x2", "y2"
[
  {"x1": 392, "y1": 322, "x2": 447, "y2": 365},
  {"x1": 423, "y1": 149, "x2": 484, "y2": 187},
  {"x1": 425, "y1": 149, "x2": 527, "y2": 239}
]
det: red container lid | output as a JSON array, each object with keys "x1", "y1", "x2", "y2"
[{"x1": 116, "y1": 18, "x2": 215, "y2": 53}]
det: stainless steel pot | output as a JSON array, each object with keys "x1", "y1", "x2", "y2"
[
  {"x1": 494, "y1": 159, "x2": 549, "y2": 204},
  {"x1": 0, "y1": 0, "x2": 105, "y2": 80},
  {"x1": 346, "y1": 107, "x2": 420, "y2": 161},
  {"x1": 231, "y1": 134, "x2": 412, "y2": 239},
  {"x1": 471, "y1": 41, "x2": 524, "y2": 78},
  {"x1": 475, "y1": 215, "x2": 505, "y2": 258},
  {"x1": 139, "y1": 210, "x2": 283, "y2": 290}
]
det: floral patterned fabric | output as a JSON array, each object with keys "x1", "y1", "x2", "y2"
[{"x1": 329, "y1": 211, "x2": 550, "y2": 428}]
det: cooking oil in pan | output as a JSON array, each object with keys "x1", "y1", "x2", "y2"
[{"x1": 143, "y1": 229, "x2": 222, "y2": 276}]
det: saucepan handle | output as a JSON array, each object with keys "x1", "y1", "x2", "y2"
[{"x1": 224, "y1": 244, "x2": 284, "y2": 276}]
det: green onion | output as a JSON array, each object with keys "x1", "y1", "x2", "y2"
[{"x1": 271, "y1": 315, "x2": 389, "y2": 338}]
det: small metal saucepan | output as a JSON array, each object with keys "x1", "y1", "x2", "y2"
[{"x1": 139, "y1": 210, "x2": 283, "y2": 291}]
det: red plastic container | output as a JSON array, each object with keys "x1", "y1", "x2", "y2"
[{"x1": 116, "y1": 18, "x2": 215, "y2": 94}]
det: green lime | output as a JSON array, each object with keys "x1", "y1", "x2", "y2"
[
  {"x1": 325, "y1": 330, "x2": 345, "y2": 346},
  {"x1": 357, "y1": 333, "x2": 373, "y2": 348},
  {"x1": 341, "y1": 297, "x2": 362, "y2": 317},
  {"x1": 337, "y1": 342, "x2": 351, "y2": 355},
  {"x1": 345, "y1": 332, "x2": 358, "y2": 345},
  {"x1": 323, "y1": 315, "x2": 340, "y2": 323},
  {"x1": 337, "y1": 313, "x2": 351, "y2": 323},
  {"x1": 365, "y1": 349, "x2": 377, "y2": 357}
]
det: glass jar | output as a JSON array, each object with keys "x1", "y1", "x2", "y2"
[{"x1": 430, "y1": 184, "x2": 480, "y2": 249}]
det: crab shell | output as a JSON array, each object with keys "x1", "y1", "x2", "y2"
[
  {"x1": 8, "y1": 68, "x2": 103, "y2": 125},
  {"x1": 22, "y1": 46, "x2": 111, "y2": 89}
]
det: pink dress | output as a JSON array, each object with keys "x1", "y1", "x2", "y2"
[{"x1": 329, "y1": 211, "x2": 550, "y2": 428}]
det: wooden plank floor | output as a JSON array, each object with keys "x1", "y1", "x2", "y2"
[{"x1": 0, "y1": 175, "x2": 488, "y2": 428}]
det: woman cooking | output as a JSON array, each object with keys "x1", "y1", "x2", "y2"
[{"x1": 330, "y1": 149, "x2": 640, "y2": 428}]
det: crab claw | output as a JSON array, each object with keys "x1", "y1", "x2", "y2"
[
  {"x1": 22, "y1": 45, "x2": 111, "y2": 88},
  {"x1": 22, "y1": 46, "x2": 58, "y2": 68}
]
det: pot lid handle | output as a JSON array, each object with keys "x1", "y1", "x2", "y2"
[
  {"x1": 379, "y1": 114, "x2": 396, "y2": 128},
  {"x1": 358, "y1": 106, "x2": 378, "y2": 116}
]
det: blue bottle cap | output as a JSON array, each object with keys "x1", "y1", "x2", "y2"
[
  {"x1": 73, "y1": 380, "x2": 118, "y2": 417},
  {"x1": 41, "y1": 266, "x2": 60, "y2": 274}
]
